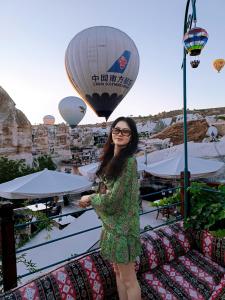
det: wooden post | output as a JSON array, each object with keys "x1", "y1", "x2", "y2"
[
  {"x1": 0, "y1": 202, "x2": 17, "y2": 291},
  {"x1": 180, "y1": 171, "x2": 191, "y2": 217}
]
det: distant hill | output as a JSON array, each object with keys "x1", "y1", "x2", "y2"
[
  {"x1": 80, "y1": 107, "x2": 225, "y2": 127},
  {"x1": 132, "y1": 107, "x2": 225, "y2": 123}
]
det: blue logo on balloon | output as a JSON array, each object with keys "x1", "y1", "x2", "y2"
[{"x1": 107, "y1": 50, "x2": 131, "y2": 74}]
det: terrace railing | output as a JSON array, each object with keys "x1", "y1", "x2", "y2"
[{"x1": 1, "y1": 186, "x2": 184, "y2": 292}]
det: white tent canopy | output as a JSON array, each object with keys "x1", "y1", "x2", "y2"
[
  {"x1": 144, "y1": 153, "x2": 224, "y2": 179},
  {"x1": 0, "y1": 169, "x2": 92, "y2": 199}
]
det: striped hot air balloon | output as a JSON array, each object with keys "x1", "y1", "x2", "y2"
[
  {"x1": 183, "y1": 27, "x2": 208, "y2": 56},
  {"x1": 65, "y1": 26, "x2": 140, "y2": 120}
]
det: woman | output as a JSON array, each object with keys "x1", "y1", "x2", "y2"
[{"x1": 79, "y1": 117, "x2": 142, "y2": 300}]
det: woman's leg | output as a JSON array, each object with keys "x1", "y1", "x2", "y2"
[
  {"x1": 113, "y1": 263, "x2": 128, "y2": 300},
  {"x1": 117, "y1": 262, "x2": 141, "y2": 300}
]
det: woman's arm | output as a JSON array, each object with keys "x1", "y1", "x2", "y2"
[{"x1": 90, "y1": 157, "x2": 137, "y2": 215}]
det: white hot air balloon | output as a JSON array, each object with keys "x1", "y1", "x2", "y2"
[
  {"x1": 58, "y1": 96, "x2": 87, "y2": 128},
  {"x1": 65, "y1": 26, "x2": 139, "y2": 120},
  {"x1": 43, "y1": 115, "x2": 55, "y2": 125}
]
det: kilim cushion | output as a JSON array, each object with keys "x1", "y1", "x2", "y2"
[
  {"x1": 0, "y1": 251, "x2": 119, "y2": 300},
  {"x1": 140, "y1": 249, "x2": 225, "y2": 300},
  {"x1": 138, "y1": 221, "x2": 193, "y2": 274},
  {"x1": 209, "y1": 274, "x2": 225, "y2": 300},
  {"x1": 195, "y1": 230, "x2": 225, "y2": 268}
]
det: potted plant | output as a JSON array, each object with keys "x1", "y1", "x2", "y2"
[{"x1": 184, "y1": 182, "x2": 225, "y2": 237}]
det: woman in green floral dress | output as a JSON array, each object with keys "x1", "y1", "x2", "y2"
[{"x1": 79, "y1": 117, "x2": 141, "y2": 300}]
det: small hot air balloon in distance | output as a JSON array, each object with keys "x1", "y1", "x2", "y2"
[
  {"x1": 183, "y1": 27, "x2": 208, "y2": 68},
  {"x1": 43, "y1": 115, "x2": 55, "y2": 125},
  {"x1": 65, "y1": 26, "x2": 140, "y2": 120},
  {"x1": 213, "y1": 59, "x2": 225, "y2": 73},
  {"x1": 58, "y1": 96, "x2": 87, "y2": 128}
]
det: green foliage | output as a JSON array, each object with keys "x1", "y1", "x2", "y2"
[
  {"x1": 151, "y1": 190, "x2": 180, "y2": 207},
  {"x1": 0, "y1": 157, "x2": 34, "y2": 184},
  {"x1": 184, "y1": 182, "x2": 225, "y2": 235},
  {"x1": 33, "y1": 155, "x2": 56, "y2": 171},
  {"x1": 217, "y1": 115, "x2": 225, "y2": 121},
  {"x1": 15, "y1": 210, "x2": 53, "y2": 249},
  {"x1": 210, "y1": 229, "x2": 225, "y2": 238},
  {"x1": 0, "y1": 155, "x2": 56, "y2": 184}
]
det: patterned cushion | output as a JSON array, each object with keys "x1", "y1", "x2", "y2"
[
  {"x1": 195, "y1": 230, "x2": 225, "y2": 268},
  {"x1": 209, "y1": 274, "x2": 225, "y2": 300},
  {"x1": 138, "y1": 221, "x2": 193, "y2": 274},
  {"x1": 0, "y1": 251, "x2": 118, "y2": 300},
  {"x1": 140, "y1": 249, "x2": 225, "y2": 300}
]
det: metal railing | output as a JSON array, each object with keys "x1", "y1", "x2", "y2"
[{"x1": 0, "y1": 186, "x2": 183, "y2": 291}]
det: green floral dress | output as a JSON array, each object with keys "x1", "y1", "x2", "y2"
[{"x1": 90, "y1": 156, "x2": 141, "y2": 264}]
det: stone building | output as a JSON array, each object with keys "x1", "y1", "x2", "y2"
[
  {"x1": 32, "y1": 123, "x2": 71, "y2": 162},
  {"x1": 0, "y1": 86, "x2": 32, "y2": 162}
]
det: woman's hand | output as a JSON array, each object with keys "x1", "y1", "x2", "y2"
[{"x1": 78, "y1": 195, "x2": 91, "y2": 208}]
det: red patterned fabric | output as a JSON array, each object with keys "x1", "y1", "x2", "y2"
[
  {"x1": 209, "y1": 274, "x2": 225, "y2": 299},
  {"x1": 140, "y1": 250, "x2": 225, "y2": 300},
  {"x1": 138, "y1": 221, "x2": 193, "y2": 274},
  {"x1": 51, "y1": 267, "x2": 77, "y2": 299},
  {"x1": 79, "y1": 255, "x2": 104, "y2": 299},
  {"x1": 2, "y1": 222, "x2": 225, "y2": 300},
  {"x1": 195, "y1": 230, "x2": 225, "y2": 268},
  {"x1": 0, "y1": 252, "x2": 118, "y2": 300}
]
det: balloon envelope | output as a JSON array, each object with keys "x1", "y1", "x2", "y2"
[
  {"x1": 58, "y1": 96, "x2": 87, "y2": 127},
  {"x1": 183, "y1": 27, "x2": 208, "y2": 56},
  {"x1": 43, "y1": 115, "x2": 55, "y2": 125},
  {"x1": 65, "y1": 26, "x2": 140, "y2": 120},
  {"x1": 213, "y1": 59, "x2": 225, "y2": 73}
]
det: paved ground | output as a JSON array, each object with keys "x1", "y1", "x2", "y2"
[{"x1": 61, "y1": 197, "x2": 166, "y2": 231}]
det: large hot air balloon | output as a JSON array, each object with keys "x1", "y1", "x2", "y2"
[
  {"x1": 58, "y1": 96, "x2": 87, "y2": 128},
  {"x1": 43, "y1": 115, "x2": 55, "y2": 125},
  {"x1": 65, "y1": 26, "x2": 140, "y2": 120},
  {"x1": 213, "y1": 59, "x2": 225, "y2": 73}
]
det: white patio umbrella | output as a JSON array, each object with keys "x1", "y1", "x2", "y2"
[
  {"x1": 0, "y1": 169, "x2": 92, "y2": 199},
  {"x1": 78, "y1": 162, "x2": 99, "y2": 181},
  {"x1": 144, "y1": 153, "x2": 224, "y2": 179},
  {"x1": 78, "y1": 160, "x2": 146, "y2": 181}
]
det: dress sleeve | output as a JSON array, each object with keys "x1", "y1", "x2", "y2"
[{"x1": 90, "y1": 157, "x2": 137, "y2": 215}]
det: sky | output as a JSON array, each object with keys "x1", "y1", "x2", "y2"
[{"x1": 0, "y1": 0, "x2": 225, "y2": 125}]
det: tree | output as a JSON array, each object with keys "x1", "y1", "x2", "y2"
[
  {"x1": 0, "y1": 157, "x2": 34, "y2": 184},
  {"x1": 32, "y1": 155, "x2": 56, "y2": 171},
  {"x1": 0, "y1": 155, "x2": 56, "y2": 184}
]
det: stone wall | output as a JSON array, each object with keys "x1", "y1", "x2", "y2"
[{"x1": 0, "y1": 86, "x2": 32, "y2": 162}]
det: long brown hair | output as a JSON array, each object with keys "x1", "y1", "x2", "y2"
[{"x1": 96, "y1": 117, "x2": 138, "y2": 180}]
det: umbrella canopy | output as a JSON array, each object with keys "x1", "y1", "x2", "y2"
[
  {"x1": 144, "y1": 153, "x2": 224, "y2": 179},
  {"x1": 0, "y1": 169, "x2": 92, "y2": 199},
  {"x1": 78, "y1": 162, "x2": 99, "y2": 181},
  {"x1": 78, "y1": 160, "x2": 146, "y2": 181}
]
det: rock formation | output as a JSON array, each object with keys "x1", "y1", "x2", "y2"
[
  {"x1": 152, "y1": 119, "x2": 208, "y2": 145},
  {"x1": 32, "y1": 123, "x2": 71, "y2": 162},
  {"x1": 0, "y1": 86, "x2": 32, "y2": 161}
]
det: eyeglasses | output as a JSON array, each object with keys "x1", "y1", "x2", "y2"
[{"x1": 112, "y1": 127, "x2": 131, "y2": 137}]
